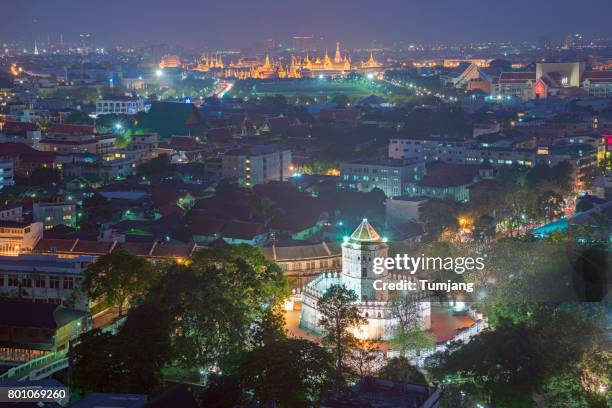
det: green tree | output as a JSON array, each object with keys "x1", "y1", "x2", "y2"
[
  {"x1": 70, "y1": 302, "x2": 172, "y2": 395},
  {"x1": 426, "y1": 306, "x2": 608, "y2": 405},
  {"x1": 83, "y1": 249, "x2": 153, "y2": 315},
  {"x1": 136, "y1": 154, "x2": 171, "y2": 180},
  {"x1": 347, "y1": 339, "x2": 384, "y2": 379},
  {"x1": 28, "y1": 167, "x2": 61, "y2": 186},
  {"x1": 473, "y1": 214, "x2": 496, "y2": 242},
  {"x1": 64, "y1": 111, "x2": 93, "y2": 125},
  {"x1": 419, "y1": 199, "x2": 458, "y2": 239},
  {"x1": 317, "y1": 284, "x2": 367, "y2": 392},
  {"x1": 378, "y1": 357, "x2": 428, "y2": 385},
  {"x1": 150, "y1": 245, "x2": 289, "y2": 369},
  {"x1": 237, "y1": 338, "x2": 333, "y2": 407},
  {"x1": 388, "y1": 292, "x2": 434, "y2": 358}
]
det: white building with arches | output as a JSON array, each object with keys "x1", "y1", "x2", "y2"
[{"x1": 299, "y1": 219, "x2": 431, "y2": 340}]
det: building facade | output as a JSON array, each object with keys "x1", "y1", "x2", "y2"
[
  {"x1": 0, "y1": 160, "x2": 15, "y2": 190},
  {"x1": 0, "y1": 254, "x2": 92, "y2": 310},
  {"x1": 33, "y1": 202, "x2": 77, "y2": 230},
  {"x1": 0, "y1": 221, "x2": 43, "y2": 255},
  {"x1": 221, "y1": 145, "x2": 292, "y2": 187},
  {"x1": 95, "y1": 97, "x2": 145, "y2": 116},
  {"x1": 339, "y1": 159, "x2": 426, "y2": 198},
  {"x1": 389, "y1": 136, "x2": 465, "y2": 164}
]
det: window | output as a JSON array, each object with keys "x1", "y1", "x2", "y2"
[
  {"x1": 362, "y1": 267, "x2": 367, "y2": 277},
  {"x1": 0, "y1": 274, "x2": 3, "y2": 286},
  {"x1": 22, "y1": 278, "x2": 32, "y2": 288},
  {"x1": 8, "y1": 275, "x2": 19, "y2": 287},
  {"x1": 35, "y1": 277, "x2": 46, "y2": 288},
  {"x1": 63, "y1": 277, "x2": 74, "y2": 289},
  {"x1": 49, "y1": 276, "x2": 60, "y2": 289}
]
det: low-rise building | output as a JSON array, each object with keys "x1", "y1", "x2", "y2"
[
  {"x1": 40, "y1": 134, "x2": 116, "y2": 155},
  {"x1": 95, "y1": 96, "x2": 145, "y2": 116},
  {"x1": 404, "y1": 162, "x2": 483, "y2": 202},
  {"x1": 261, "y1": 240, "x2": 342, "y2": 290},
  {"x1": 0, "y1": 254, "x2": 92, "y2": 310},
  {"x1": 33, "y1": 202, "x2": 77, "y2": 230},
  {"x1": 0, "y1": 220, "x2": 43, "y2": 255},
  {"x1": 0, "y1": 143, "x2": 57, "y2": 177},
  {"x1": 0, "y1": 204, "x2": 23, "y2": 222},
  {"x1": 389, "y1": 136, "x2": 465, "y2": 164},
  {"x1": 0, "y1": 121, "x2": 42, "y2": 147},
  {"x1": 0, "y1": 300, "x2": 88, "y2": 364},
  {"x1": 465, "y1": 146, "x2": 537, "y2": 167},
  {"x1": 0, "y1": 159, "x2": 15, "y2": 190},
  {"x1": 385, "y1": 196, "x2": 428, "y2": 226},
  {"x1": 339, "y1": 159, "x2": 426, "y2": 198}
]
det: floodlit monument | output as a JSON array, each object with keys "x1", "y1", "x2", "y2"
[{"x1": 300, "y1": 219, "x2": 431, "y2": 340}]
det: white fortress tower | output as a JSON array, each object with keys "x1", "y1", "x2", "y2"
[{"x1": 300, "y1": 219, "x2": 431, "y2": 340}]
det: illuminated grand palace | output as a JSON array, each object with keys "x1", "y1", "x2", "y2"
[{"x1": 194, "y1": 42, "x2": 382, "y2": 79}]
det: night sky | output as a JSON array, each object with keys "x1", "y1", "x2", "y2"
[{"x1": 2, "y1": 0, "x2": 612, "y2": 49}]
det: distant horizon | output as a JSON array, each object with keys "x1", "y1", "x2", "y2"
[{"x1": 2, "y1": 0, "x2": 612, "y2": 50}]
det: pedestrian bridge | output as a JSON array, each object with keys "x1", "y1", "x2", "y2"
[{"x1": 0, "y1": 349, "x2": 68, "y2": 382}]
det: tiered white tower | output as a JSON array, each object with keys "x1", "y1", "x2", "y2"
[{"x1": 300, "y1": 219, "x2": 430, "y2": 341}]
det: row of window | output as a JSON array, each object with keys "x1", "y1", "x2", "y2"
[
  {"x1": 343, "y1": 167, "x2": 401, "y2": 174},
  {"x1": 279, "y1": 259, "x2": 340, "y2": 271},
  {"x1": 0, "y1": 274, "x2": 77, "y2": 289}
]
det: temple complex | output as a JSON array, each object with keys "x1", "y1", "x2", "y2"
[
  {"x1": 194, "y1": 42, "x2": 382, "y2": 79},
  {"x1": 159, "y1": 54, "x2": 182, "y2": 69}
]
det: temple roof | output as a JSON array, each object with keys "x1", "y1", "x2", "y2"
[{"x1": 350, "y1": 218, "x2": 382, "y2": 242}]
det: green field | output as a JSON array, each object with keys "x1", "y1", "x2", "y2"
[{"x1": 229, "y1": 78, "x2": 378, "y2": 98}]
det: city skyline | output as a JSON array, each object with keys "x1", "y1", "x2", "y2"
[{"x1": 2, "y1": 0, "x2": 612, "y2": 49}]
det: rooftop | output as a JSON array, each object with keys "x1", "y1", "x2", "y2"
[{"x1": 350, "y1": 218, "x2": 382, "y2": 242}]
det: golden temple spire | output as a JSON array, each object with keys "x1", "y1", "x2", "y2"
[
  {"x1": 324, "y1": 48, "x2": 331, "y2": 65},
  {"x1": 334, "y1": 41, "x2": 342, "y2": 63}
]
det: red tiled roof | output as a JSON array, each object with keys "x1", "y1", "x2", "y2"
[
  {"x1": 583, "y1": 71, "x2": 612, "y2": 80},
  {"x1": 34, "y1": 238, "x2": 78, "y2": 253},
  {"x1": 151, "y1": 243, "x2": 194, "y2": 258},
  {"x1": 266, "y1": 116, "x2": 291, "y2": 132},
  {"x1": 2, "y1": 121, "x2": 38, "y2": 135},
  {"x1": 498, "y1": 72, "x2": 536, "y2": 82},
  {"x1": 205, "y1": 127, "x2": 233, "y2": 142},
  {"x1": 48, "y1": 124, "x2": 96, "y2": 135},
  {"x1": 40, "y1": 138, "x2": 98, "y2": 145},
  {"x1": 0, "y1": 142, "x2": 56, "y2": 163},
  {"x1": 170, "y1": 135, "x2": 201, "y2": 150},
  {"x1": 72, "y1": 239, "x2": 114, "y2": 255},
  {"x1": 222, "y1": 220, "x2": 266, "y2": 240},
  {"x1": 190, "y1": 216, "x2": 225, "y2": 236},
  {"x1": 418, "y1": 163, "x2": 480, "y2": 188},
  {"x1": 269, "y1": 208, "x2": 325, "y2": 234},
  {"x1": 116, "y1": 241, "x2": 155, "y2": 256}
]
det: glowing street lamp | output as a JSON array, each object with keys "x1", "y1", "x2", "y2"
[{"x1": 155, "y1": 69, "x2": 163, "y2": 77}]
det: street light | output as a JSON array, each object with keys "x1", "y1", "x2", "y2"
[
  {"x1": 155, "y1": 69, "x2": 163, "y2": 77},
  {"x1": 115, "y1": 123, "x2": 123, "y2": 131}
]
